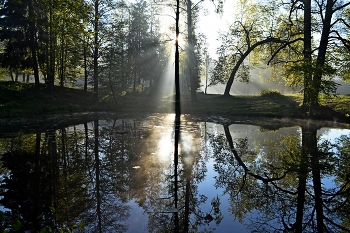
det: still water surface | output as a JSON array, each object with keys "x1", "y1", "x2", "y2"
[{"x1": 0, "y1": 114, "x2": 349, "y2": 232}]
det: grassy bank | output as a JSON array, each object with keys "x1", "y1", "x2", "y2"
[{"x1": 0, "y1": 81, "x2": 349, "y2": 122}]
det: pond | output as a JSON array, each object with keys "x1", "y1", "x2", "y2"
[{"x1": 0, "y1": 114, "x2": 349, "y2": 232}]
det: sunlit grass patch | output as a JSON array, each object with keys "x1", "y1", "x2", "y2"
[{"x1": 319, "y1": 94, "x2": 350, "y2": 116}]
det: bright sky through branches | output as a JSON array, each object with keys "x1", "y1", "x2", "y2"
[
  {"x1": 198, "y1": 1, "x2": 236, "y2": 57},
  {"x1": 128, "y1": 0, "x2": 235, "y2": 57}
]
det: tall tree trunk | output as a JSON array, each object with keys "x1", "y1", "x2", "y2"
[
  {"x1": 175, "y1": 0, "x2": 180, "y2": 116},
  {"x1": 83, "y1": 41, "x2": 88, "y2": 94},
  {"x1": 174, "y1": 1, "x2": 180, "y2": 231},
  {"x1": 311, "y1": 0, "x2": 334, "y2": 106},
  {"x1": 93, "y1": 0, "x2": 99, "y2": 103},
  {"x1": 303, "y1": 0, "x2": 312, "y2": 109}
]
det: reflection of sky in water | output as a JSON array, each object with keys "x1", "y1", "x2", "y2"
[
  {"x1": 127, "y1": 200, "x2": 148, "y2": 232},
  {"x1": 197, "y1": 158, "x2": 248, "y2": 233},
  {"x1": 318, "y1": 128, "x2": 350, "y2": 143},
  {"x1": 192, "y1": 122, "x2": 349, "y2": 232},
  {"x1": 318, "y1": 128, "x2": 350, "y2": 189}
]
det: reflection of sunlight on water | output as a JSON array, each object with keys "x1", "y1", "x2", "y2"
[
  {"x1": 180, "y1": 130, "x2": 195, "y2": 165},
  {"x1": 155, "y1": 114, "x2": 175, "y2": 163}
]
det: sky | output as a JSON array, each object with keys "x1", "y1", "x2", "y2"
[
  {"x1": 154, "y1": 0, "x2": 236, "y2": 58},
  {"x1": 197, "y1": 1, "x2": 236, "y2": 57}
]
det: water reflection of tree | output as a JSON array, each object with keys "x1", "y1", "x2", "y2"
[
  {"x1": 0, "y1": 129, "x2": 92, "y2": 231},
  {"x1": 146, "y1": 118, "x2": 223, "y2": 233},
  {"x1": 209, "y1": 123, "x2": 350, "y2": 232},
  {"x1": 83, "y1": 119, "x2": 133, "y2": 232},
  {"x1": 0, "y1": 120, "x2": 132, "y2": 232},
  {"x1": 325, "y1": 135, "x2": 350, "y2": 231}
]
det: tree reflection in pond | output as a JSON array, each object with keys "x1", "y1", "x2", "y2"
[
  {"x1": 0, "y1": 114, "x2": 349, "y2": 232},
  {"x1": 210, "y1": 122, "x2": 350, "y2": 232}
]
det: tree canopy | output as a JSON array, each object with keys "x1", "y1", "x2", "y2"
[{"x1": 0, "y1": 0, "x2": 349, "y2": 111}]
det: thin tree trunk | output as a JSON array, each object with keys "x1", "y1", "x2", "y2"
[
  {"x1": 48, "y1": 0, "x2": 55, "y2": 93},
  {"x1": 205, "y1": 55, "x2": 209, "y2": 94},
  {"x1": 60, "y1": 36, "x2": 65, "y2": 87},
  {"x1": 15, "y1": 70, "x2": 18, "y2": 81},
  {"x1": 187, "y1": 0, "x2": 197, "y2": 102},
  {"x1": 28, "y1": 0, "x2": 40, "y2": 89},
  {"x1": 94, "y1": 120, "x2": 102, "y2": 232},
  {"x1": 9, "y1": 69, "x2": 14, "y2": 81}
]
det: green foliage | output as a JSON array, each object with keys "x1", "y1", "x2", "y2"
[
  {"x1": 0, "y1": 68, "x2": 9, "y2": 81},
  {"x1": 0, "y1": 0, "x2": 90, "y2": 87},
  {"x1": 210, "y1": 54, "x2": 234, "y2": 86},
  {"x1": 40, "y1": 226, "x2": 53, "y2": 233},
  {"x1": 259, "y1": 89, "x2": 282, "y2": 97}
]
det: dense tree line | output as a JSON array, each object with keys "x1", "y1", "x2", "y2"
[
  {"x1": 0, "y1": 0, "x2": 349, "y2": 110},
  {"x1": 0, "y1": 0, "x2": 175, "y2": 101}
]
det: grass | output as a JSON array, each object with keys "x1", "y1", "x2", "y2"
[
  {"x1": 181, "y1": 93, "x2": 303, "y2": 118},
  {"x1": 0, "y1": 81, "x2": 94, "y2": 118},
  {"x1": 0, "y1": 81, "x2": 349, "y2": 123}
]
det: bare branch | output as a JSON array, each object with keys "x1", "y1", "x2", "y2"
[
  {"x1": 267, "y1": 37, "x2": 304, "y2": 65},
  {"x1": 332, "y1": 1, "x2": 350, "y2": 13}
]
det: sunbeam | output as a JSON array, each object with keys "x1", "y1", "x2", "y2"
[{"x1": 155, "y1": 56, "x2": 175, "y2": 112}]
